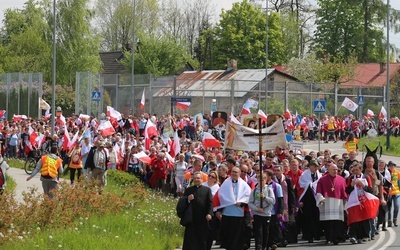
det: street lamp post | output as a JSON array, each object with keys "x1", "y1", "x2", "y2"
[
  {"x1": 130, "y1": 0, "x2": 136, "y2": 116},
  {"x1": 264, "y1": 0, "x2": 269, "y2": 114},
  {"x1": 51, "y1": 0, "x2": 57, "y2": 135},
  {"x1": 386, "y1": 0, "x2": 390, "y2": 150}
]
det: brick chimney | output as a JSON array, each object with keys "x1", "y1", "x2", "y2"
[
  {"x1": 227, "y1": 59, "x2": 238, "y2": 71},
  {"x1": 380, "y1": 62, "x2": 386, "y2": 73}
]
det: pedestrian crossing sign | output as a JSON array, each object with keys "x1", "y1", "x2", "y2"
[
  {"x1": 91, "y1": 91, "x2": 101, "y2": 102},
  {"x1": 313, "y1": 100, "x2": 326, "y2": 113}
]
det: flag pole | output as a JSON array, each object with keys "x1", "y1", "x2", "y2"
[{"x1": 335, "y1": 105, "x2": 342, "y2": 116}]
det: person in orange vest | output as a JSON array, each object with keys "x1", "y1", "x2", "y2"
[
  {"x1": 344, "y1": 133, "x2": 359, "y2": 154},
  {"x1": 26, "y1": 146, "x2": 63, "y2": 198}
]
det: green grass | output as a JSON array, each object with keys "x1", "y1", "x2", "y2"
[
  {"x1": 1, "y1": 163, "x2": 184, "y2": 250},
  {"x1": 358, "y1": 135, "x2": 400, "y2": 156},
  {"x1": 1, "y1": 193, "x2": 183, "y2": 250}
]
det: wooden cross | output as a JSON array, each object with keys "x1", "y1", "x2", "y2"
[{"x1": 243, "y1": 117, "x2": 277, "y2": 207}]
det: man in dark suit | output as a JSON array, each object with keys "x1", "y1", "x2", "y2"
[{"x1": 180, "y1": 171, "x2": 213, "y2": 250}]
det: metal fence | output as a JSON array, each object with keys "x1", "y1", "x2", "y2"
[
  {"x1": 0, "y1": 72, "x2": 385, "y2": 120},
  {"x1": 75, "y1": 72, "x2": 386, "y2": 118},
  {"x1": 0, "y1": 72, "x2": 44, "y2": 119}
]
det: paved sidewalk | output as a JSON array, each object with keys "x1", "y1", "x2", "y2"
[{"x1": 6, "y1": 167, "x2": 42, "y2": 202}]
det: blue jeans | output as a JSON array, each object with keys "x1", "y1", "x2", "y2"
[{"x1": 388, "y1": 194, "x2": 400, "y2": 221}]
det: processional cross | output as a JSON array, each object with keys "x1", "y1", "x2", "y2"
[{"x1": 243, "y1": 117, "x2": 277, "y2": 207}]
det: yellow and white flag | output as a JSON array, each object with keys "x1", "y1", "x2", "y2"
[{"x1": 39, "y1": 97, "x2": 51, "y2": 110}]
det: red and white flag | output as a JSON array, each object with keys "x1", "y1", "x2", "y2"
[
  {"x1": 36, "y1": 134, "x2": 46, "y2": 148},
  {"x1": 57, "y1": 114, "x2": 66, "y2": 125},
  {"x1": 202, "y1": 132, "x2": 221, "y2": 148},
  {"x1": 258, "y1": 109, "x2": 268, "y2": 122},
  {"x1": 67, "y1": 130, "x2": 79, "y2": 150},
  {"x1": 0, "y1": 110, "x2": 6, "y2": 119},
  {"x1": 107, "y1": 106, "x2": 122, "y2": 120},
  {"x1": 176, "y1": 102, "x2": 191, "y2": 111},
  {"x1": 241, "y1": 98, "x2": 258, "y2": 114},
  {"x1": 133, "y1": 151, "x2": 152, "y2": 165},
  {"x1": 230, "y1": 113, "x2": 242, "y2": 125},
  {"x1": 97, "y1": 120, "x2": 115, "y2": 137},
  {"x1": 169, "y1": 130, "x2": 181, "y2": 157},
  {"x1": 13, "y1": 114, "x2": 27, "y2": 122},
  {"x1": 45, "y1": 109, "x2": 51, "y2": 120},
  {"x1": 62, "y1": 125, "x2": 71, "y2": 151},
  {"x1": 140, "y1": 89, "x2": 145, "y2": 110},
  {"x1": 28, "y1": 125, "x2": 38, "y2": 150},
  {"x1": 284, "y1": 109, "x2": 291, "y2": 119},
  {"x1": 341, "y1": 97, "x2": 358, "y2": 112},
  {"x1": 379, "y1": 106, "x2": 387, "y2": 119},
  {"x1": 79, "y1": 114, "x2": 91, "y2": 121},
  {"x1": 165, "y1": 151, "x2": 175, "y2": 166},
  {"x1": 367, "y1": 109, "x2": 375, "y2": 118},
  {"x1": 144, "y1": 119, "x2": 158, "y2": 150}
]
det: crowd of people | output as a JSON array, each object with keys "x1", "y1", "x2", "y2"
[{"x1": 0, "y1": 110, "x2": 400, "y2": 250}]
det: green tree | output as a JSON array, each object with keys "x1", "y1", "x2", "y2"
[
  {"x1": 211, "y1": 0, "x2": 285, "y2": 69},
  {"x1": 42, "y1": 0, "x2": 102, "y2": 85},
  {"x1": 0, "y1": 1, "x2": 51, "y2": 77},
  {"x1": 314, "y1": 0, "x2": 400, "y2": 63},
  {"x1": 94, "y1": 0, "x2": 159, "y2": 52},
  {"x1": 121, "y1": 33, "x2": 198, "y2": 76}
]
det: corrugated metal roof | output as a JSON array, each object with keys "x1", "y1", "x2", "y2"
[{"x1": 154, "y1": 69, "x2": 274, "y2": 97}]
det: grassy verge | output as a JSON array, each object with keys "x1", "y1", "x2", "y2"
[
  {"x1": 358, "y1": 135, "x2": 400, "y2": 156},
  {"x1": 1, "y1": 169, "x2": 184, "y2": 249}
]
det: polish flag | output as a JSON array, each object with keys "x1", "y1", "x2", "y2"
[
  {"x1": 140, "y1": 89, "x2": 145, "y2": 110},
  {"x1": 379, "y1": 106, "x2": 387, "y2": 119},
  {"x1": 202, "y1": 132, "x2": 221, "y2": 148},
  {"x1": 67, "y1": 130, "x2": 79, "y2": 150},
  {"x1": 165, "y1": 151, "x2": 175, "y2": 166},
  {"x1": 133, "y1": 151, "x2": 152, "y2": 165},
  {"x1": 28, "y1": 125, "x2": 38, "y2": 150},
  {"x1": 79, "y1": 114, "x2": 91, "y2": 121},
  {"x1": 13, "y1": 114, "x2": 27, "y2": 122},
  {"x1": 97, "y1": 120, "x2": 115, "y2": 137},
  {"x1": 57, "y1": 114, "x2": 66, "y2": 126},
  {"x1": 169, "y1": 130, "x2": 181, "y2": 157},
  {"x1": 62, "y1": 125, "x2": 71, "y2": 151},
  {"x1": 284, "y1": 109, "x2": 291, "y2": 119},
  {"x1": 258, "y1": 110, "x2": 268, "y2": 122},
  {"x1": 107, "y1": 106, "x2": 122, "y2": 120},
  {"x1": 176, "y1": 102, "x2": 191, "y2": 111},
  {"x1": 0, "y1": 110, "x2": 6, "y2": 119},
  {"x1": 241, "y1": 98, "x2": 258, "y2": 114},
  {"x1": 45, "y1": 109, "x2": 51, "y2": 120},
  {"x1": 229, "y1": 113, "x2": 242, "y2": 125},
  {"x1": 36, "y1": 133, "x2": 46, "y2": 148},
  {"x1": 144, "y1": 119, "x2": 158, "y2": 150},
  {"x1": 367, "y1": 109, "x2": 375, "y2": 118}
]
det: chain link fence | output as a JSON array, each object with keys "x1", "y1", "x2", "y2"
[{"x1": 0, "y1": 72, "x2": 44, "y2": 119}]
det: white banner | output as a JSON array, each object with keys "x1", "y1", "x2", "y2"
[{"x1": 225, "y1": 118, "x2": 287, "y2": 151}]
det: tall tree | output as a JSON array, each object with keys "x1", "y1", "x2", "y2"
[
  {"x1": 314, "y1": 0, "x2": 400, "y2": 63},
  {"x1": 0, "y1": 0, "x2": 51, "y2": 77},
  {"x1": 94, "y1": 0, "x2": 159, "y2": 52},
  {"x1": 210, "y1": 0, "x2": 284, "y2": 69},
  {"x1": 121, "y1": 33, "x2": 198, "y2": 76},
  {"x1": 42, "y1": 0, "x2": 102, "y2": 85}
]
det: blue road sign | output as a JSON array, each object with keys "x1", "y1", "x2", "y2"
[
  {"x1": 313, "y1": 100, "x2": 326, "y2": 113},
  {"x1": 91, "y1": 91, "x2": 101, "y2": 102},
  {"x1": 358, "y1": 95, "x2": 364, "y2": 106},
  {"x1": 171, "y1": 97, "x2": 192, "y2": 102}
]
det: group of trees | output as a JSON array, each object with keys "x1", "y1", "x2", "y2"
[{"x1": 1, "y1": 1, "x2": 400, "y2": 98}]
